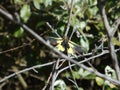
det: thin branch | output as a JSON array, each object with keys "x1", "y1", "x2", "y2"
[
  {"x1": 67, "y1": 78, "x2": 79, "y2": 89},
  {"x1": 109, "y1": 39, "x2": 120, "y2": 80},
  {"x1": 11, "y1": 66, "x2": 28, "y2": 89},
  {"x1": 98, "y1": 0, "x2": 120, "y2": 81},
  {"x1": 0, "y1": 61, "x2": 55, "y2": 83},
  {"x1": 0, "y1": 7, "x2": 120, "y2": 86},
  {"x1": 0, "y1": 39, "x2": 34, "y2": 54},
  {"x1": 68, "y1": 61, "x2": 79, "y2": 89},
  {"x1": 102, "y1": 6, "x2": 111, "y2": 35},
  {"x1": 69, "y1": 27, "x2": 75, "y2": 40},
  {"x1": 46, "y1": 22, "x2": 61, "y2": 38},
  {"x1": 98, "y1": 0, "x2": 111, "y2": 36},
  {"x1": 111, "y1": 17, "x2": 120, "y2": 36},
  {"x1": 42, "y1": 71, "x2": 53, "y2": 90},
  {"x1": 0, "y1": 7, "x2": 15, "y2": 22},
  {"x1": 51, "y1": 59, "x2": 60, "y2": 90},
  {"x1": 56, "y1": 50, "x2": 109, "y2": 78},
  {"x1": 65, "y1": 0, "x2": 74, "y2": 37},
  {"x1": 0, "y1": 81, "x2": 8, "y2": 89},
  {"x1": 55, "y1": 49, "x2": 120, "y2": 86},
  {"x1": 0, "y1": 48, "x2": 119, "y2": 85},
  {"x1": 56, "y1": 63, "x2": 120, "y2": 86}
]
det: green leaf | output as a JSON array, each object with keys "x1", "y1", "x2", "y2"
[
  {"x1": 105, "y1": 65, "x2": 117, "y2": 79},
  {"x1": 13, "y1": 27, "x2": 24, "y2": 38},
  {"x1": 95, "y1": 77, "x2": 104, "y2": 86},
  {"x1": 36, "y1": 21, "x2": 46, "y2": 29},
  {"x1": 80, "y1": 21, "x2": 86, "y2": 30},
  {"x1": 89, "y1": 0, "x2": 97, "y2": 5},
  {"x1": 104, "y1": 80, "x2": 118, "y2": 89},
  {"x1": 78, "y1": 87, "x2": 84, "y2": 90},
  {"x1": 72, "y1": 71, "x2": 80, "y2": 79},
  {"x1": 80, "y1": 36, "x2": 89, "y2": 52},
  {"x1": 54, "y1": 80, "x2": 67, "y2": 90},
  {"x1": 112, "y1": 37, "x2": 120, "y2": 46},
  {"x1": 33, "y1": 0, "x2": 41, "y2": 10},
  {"x1": 14, "y1": 0, "x2": 24, "y2": 4},
  {"x1": 43, "y1": 0, "x2": 52, "y2": 7},
  {"x1": 78, "y1": 68, "x2": 96, "y2": 79},
  {"x1": 87, "y1": 6, "x2": 98, "y2": 18},
  {"x1": 20, "y1": 4, "x2": 31, "y2": 23}
]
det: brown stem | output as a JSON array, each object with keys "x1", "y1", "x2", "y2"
[
  {"x1": 65, "y1": 0, "x2": 74, "y2": 37},
  {"x1": 109, "y1": 38, "x2": 120, "y2": 80},
  {"x1": 98, "y1": 0, "x2": 120, "y2": 80}
]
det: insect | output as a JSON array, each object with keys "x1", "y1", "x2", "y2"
[{"x1": 46, "y1": 36, "x2": 87, "y2": 55}]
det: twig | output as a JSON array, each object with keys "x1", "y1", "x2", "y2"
[
  {"x1": 56, "y1": 50, "x2": 109, "y2": 78},
  {"x1": 46, "y1": 22, "x2": 61, "y2": 38},
  {"x1": 0, "y1": 61, "x2": 55, "y2": 83},
  {"x1": 51, "y1": 59, "x2": 60, "y2": 90},
  {"x1": 67, "y1": 77, "x2": 79, "y2": 88},
  {"x1": 0, "y1": 49, "x2": 119, "y2": 86},
  {"x1": 68, "y1": 61, "x2": 79, "y2": 89},
  {"x1": 111, "y1": 17, "x2": 120, "y2": 36},
  {"x1": 0, "y1": 81, "x2": 8, "y2": 90},
  {"x1": 56, "y1": 63, "x2": 120, "y2": 86},
  {"x1": 69, "y1": 27, "x2": 75, "y2": 40},
  {"x1": 0, "y1": 28, "x2": 48, "y2": 55},
  {"x1": 11, "y1": 66, "x2": 28, "y2": 89},
  {"x1": 42, "y1": 71, "x2": 53, "y2": 90},
  {"x1": 57, "y1": 62, "x2": 120, "y2": 86},
  {"x1": 65, "y1": 0, "x2": 74, "y2": 37},
  {"x1": 64, "y1": 1, "x2": 79, "y2": 87},
  {"x1": 55, "y1": 49, "x2": 120, "y2": 86},
  {"x1": 0, "y1": 8, "x2": 120, "y2": 85},
  {"x1": 58, "y1": 59, "x2": 66, "y2": 69},
  {"x1": 0, "y1": 39, "x2": 34, "y2": 54},
  {"x1": 98, "y1": 0, "x2": 120, "y2": 80}
]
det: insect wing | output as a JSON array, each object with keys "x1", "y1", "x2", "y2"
[
  {"x1": 45, "y1": 37, "x2": 65, "y2": 51},
  {"x1": 65, "y1": 42, "x2": 73, "y2": 55},
  {"x1": 45, "y1": 37, "x2": 87, "y2": 55},
  {"x1": 69, "y1": 41, "x2": 87, "y2": 54},
  {"x1": 56, "y1": 39, "x2": 65, "y2": 52},
  {"x1": 45, "y1": 37, "x2": 62, "y2": 45}
]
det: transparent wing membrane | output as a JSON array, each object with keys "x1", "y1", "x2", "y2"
[{"x1": 45, "y1": 36, "x2": 87, "y2": 55}]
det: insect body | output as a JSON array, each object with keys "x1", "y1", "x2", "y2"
[{"x1": 46, "y1": 36, "x2": 87, "y2": 55}]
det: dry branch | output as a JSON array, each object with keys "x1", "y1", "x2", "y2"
[{"x1": 98, "y1": 0, "x2": 120, "y2": 80}]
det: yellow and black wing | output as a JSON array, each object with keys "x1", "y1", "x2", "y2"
[
  {"x1": 68, "y1": 40, "x2": 87, "y2": 55},
  {"x1": 45, "y1": 36, "x2": 87, "y2": 55},
  {"x1": 45, "y1": 37, "x2": 65, "y2": 52}
]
